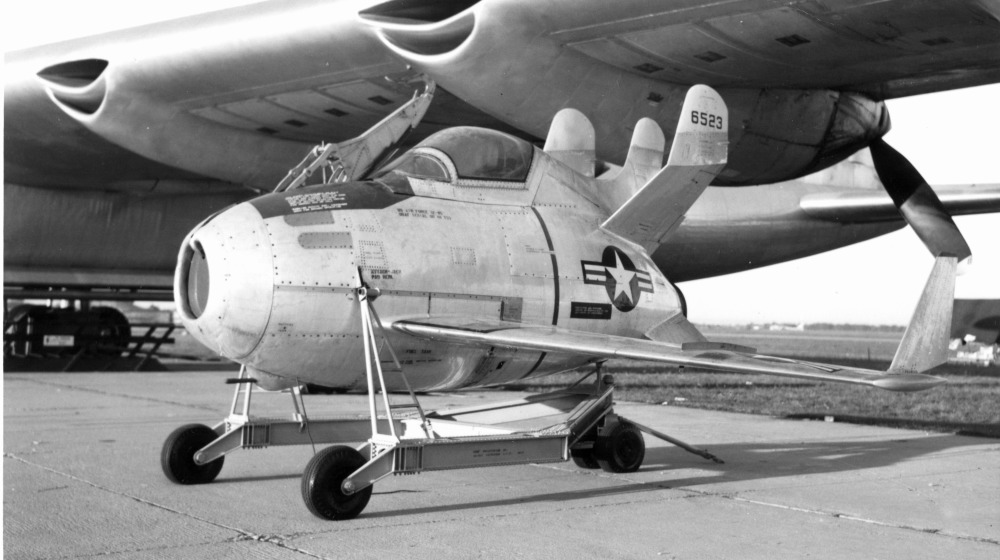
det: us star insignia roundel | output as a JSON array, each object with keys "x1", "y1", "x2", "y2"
[{"x1": 581, "y1": 246, "x2": 654, "y2": 312}]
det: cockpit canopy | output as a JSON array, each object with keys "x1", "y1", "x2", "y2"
[{"x1": 376, "y1": 127, "x2": 534, "y2": 183}]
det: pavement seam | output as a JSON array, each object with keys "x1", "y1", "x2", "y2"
[
  {"x1": 43, "y1": 536, "x2": 241, "y2": 560},
  {"x1": 3, "y1": 452, "x2": 334, "y2": 559},
  {"x1": 4, "y1": 375, "x2": 218, "y2": 411},
  {"x1": 678, "y1": 487, "x2": 1000, "y2": 546}
]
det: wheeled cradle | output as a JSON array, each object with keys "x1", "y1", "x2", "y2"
[{"x1": 161, "y1": 288, "x2": 720, "y2": 520}]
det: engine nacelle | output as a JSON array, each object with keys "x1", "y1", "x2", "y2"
[{"x1": 363, "y1": 0, "x2": 890, "y2": 185}]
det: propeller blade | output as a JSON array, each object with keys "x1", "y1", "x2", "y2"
[{"x1": 869, "y1": 138, "x2": 972, "y2": 264}]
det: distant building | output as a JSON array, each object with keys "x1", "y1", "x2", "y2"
[
  {"x1": 767, "y1": 323, "x2": 805, "y2": 332},
  {"x1": 948, "y1": 299, "x2": 1000, "y2": 366},
  {"x1": 948, "y1": 338, "x2": 998, "y2": 366}
]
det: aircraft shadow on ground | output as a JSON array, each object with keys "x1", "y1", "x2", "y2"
[
  {"x1": 213, "y1": 473, "x2": 302, "y2": 484},
  {"x1": 360, "y1": 433, "x2": 989, "y2": 519}
]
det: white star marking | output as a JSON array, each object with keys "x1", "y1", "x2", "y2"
[{"x1": 605, "y1": 252, "x2": 636, "y2": 304}]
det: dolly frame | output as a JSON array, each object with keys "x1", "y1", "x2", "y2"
[{"x1": 173, "y1": 285, "x2": 719, "y2": 519}]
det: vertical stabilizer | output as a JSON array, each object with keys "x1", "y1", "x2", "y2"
[
  {"x1": 601, "y1": 85, "x2": 728, "y2": 251},
  {"x1": 888, "y1": 256, "x2": 957, "y2": 373},
  {"x1": 543, "y1": 108, "x2": 596, "y2": 177},
  {"x1": 599, "y1": 118, "x2": 666, "y2": 212}
]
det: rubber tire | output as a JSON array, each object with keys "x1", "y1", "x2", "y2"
[
  {"x1": 161, "y1": 423, "x2": 224, "y2": 484},
  {"x1": 594, "y1": 421, "x2": 645, "y2": 473},
  {"x1": 570, "y1": 447, "x2": 601, "y2": 469},
  {"x1": 301, "y1": 446, "x2": 373, "y2": 521},
  {"x1": 93, "y1": 306, "x2": 131, "y2": 355}
]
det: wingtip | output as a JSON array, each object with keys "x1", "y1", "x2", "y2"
[
  {"x1": 871, "y1": 373, "x2": 947, "y2": 392},
  {"x1": 888, "y1": 255, "x2": 957, "y2": 375}
]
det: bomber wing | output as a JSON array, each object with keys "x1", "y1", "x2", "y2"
[
  {"x1": 11, "y1": 0, "x2": 1000, "y2": 191},
  {"x1": 4, "y1": 0, "x2": 521, "y2": 191},
  {"x1": 363, "y1": 0, "x2": 1000, "y2": 183},
  {"x1": 487, "y1": 0, "x2": 1000, "y2": 99},
  {"x1": 392, "y1": 256, "x2": 958, "y2": 392}
]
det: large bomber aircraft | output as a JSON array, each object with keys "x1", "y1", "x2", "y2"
[{"x1": 5, "y1": 0, "x2": 1000, "y2": 352}]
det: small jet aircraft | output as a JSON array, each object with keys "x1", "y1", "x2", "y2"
[{"x1": 163, "y1": 85, "x2": 960, "y2": 520}]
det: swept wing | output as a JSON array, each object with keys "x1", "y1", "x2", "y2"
[
  {"x1": 392, "y1": 318, "x2": 942, "y2": 392},
  {"x1": 391, "y1": 256, "x2": 958, "y2": 393}
]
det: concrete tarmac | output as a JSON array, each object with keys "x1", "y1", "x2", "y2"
[{"x1": 4, "y1": 371, "x2": 999, "y2": 559}]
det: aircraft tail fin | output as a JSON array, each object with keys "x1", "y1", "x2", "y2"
[
  {"x1": 887, "y1": 256, "x2": 958, "y2": 374},
  {"x1": 598, "y1": 118, "x2": 666, "y2": 212},
  {"x1": 543, "y1": 108, "x2": 596, "y2": 177},
  {"x1": 601, "y1": 85, "x2": 728, "y2": 251}
]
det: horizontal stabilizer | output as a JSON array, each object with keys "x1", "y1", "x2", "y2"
[
  {"x1": 392, "y1": 316, "x2": 944, "y2": 392},
  {"x1": 889, "y1": 256, "x2": 958, "y2": 374},
  {"x1": 602, "y1": 85, "x2": 728, "y2": 251}
]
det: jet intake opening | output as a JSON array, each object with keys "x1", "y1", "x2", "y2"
[
  {"x1": 376, "y1": 12, "x2": 475, "y2": 56},
  {"x1": 37, "y1": 58, "x2": 108, "y2": 87},
  {"x1": 360, "y1": 0, "x2": 480, "y2": 24},
  {"x1": 37, "y1": 58, "x2": 109, "y2": 115},
  {"x1": 184, "y1": 242, "x2": 210, "y2": 319},
  {"x1": 362, "y1": 3, "x2": 477, "y2": 57}
]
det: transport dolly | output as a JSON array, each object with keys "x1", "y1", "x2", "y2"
[{"x1": 161, "y1": 286, "x2": 721, "y2": 520}]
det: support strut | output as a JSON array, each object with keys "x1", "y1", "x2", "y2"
[{"x1": 626, "y1": 419, "x2": 724, "y2": 464}]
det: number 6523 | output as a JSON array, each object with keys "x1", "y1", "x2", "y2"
[{"x1": 691, "y1": 110, "x2": 724, "y2": 129}]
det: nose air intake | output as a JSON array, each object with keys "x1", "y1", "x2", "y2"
[
  {"x1": 173, "y1": 203, "x2": 274, "y2": 360},
  {"x1": 182, "y1": 242, "x2": 210, "y2": 319}
]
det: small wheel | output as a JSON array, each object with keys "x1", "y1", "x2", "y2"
[
  {"x1": 93, "y1": 306, "x2": 131, "y2": 355},
  {"x1": 570, "y1": 425, "x2": 600, "y2": 469},
  {"x1": 161, "y1": 423, "x2": 224, "y2": 484},
  {"x1": 571, "y1": 448, "x2": 601, "y2": 469},
  {"x1": 594, "y1": 421, "x2": 645, "y2": 473},
  {"x1": 301, "y1": 446, "x2": 373, "y2": 521}
]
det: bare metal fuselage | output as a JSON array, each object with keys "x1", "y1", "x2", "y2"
[{"x1": 177, "y1": 144, "x2": 683, "y2": 391}]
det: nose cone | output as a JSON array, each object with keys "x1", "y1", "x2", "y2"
[{"x1": 175, "y1": 203, "x2": 273, "y2": 360}]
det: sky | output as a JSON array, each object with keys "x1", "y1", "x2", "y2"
[{"x1": 4, "y1": 1, "x2": 998, "y2": 325}]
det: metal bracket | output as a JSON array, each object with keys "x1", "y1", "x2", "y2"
[{"x1": 625, "y1": 418, "x2": 724, "y2": 464}]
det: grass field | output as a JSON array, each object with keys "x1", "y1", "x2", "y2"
[
  {"x1": 157, "y1": 325, "x2": 999, "y2": 436},
  {"x1": 507, "y1": 328, "x2": 1000, "y2": 437}
]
